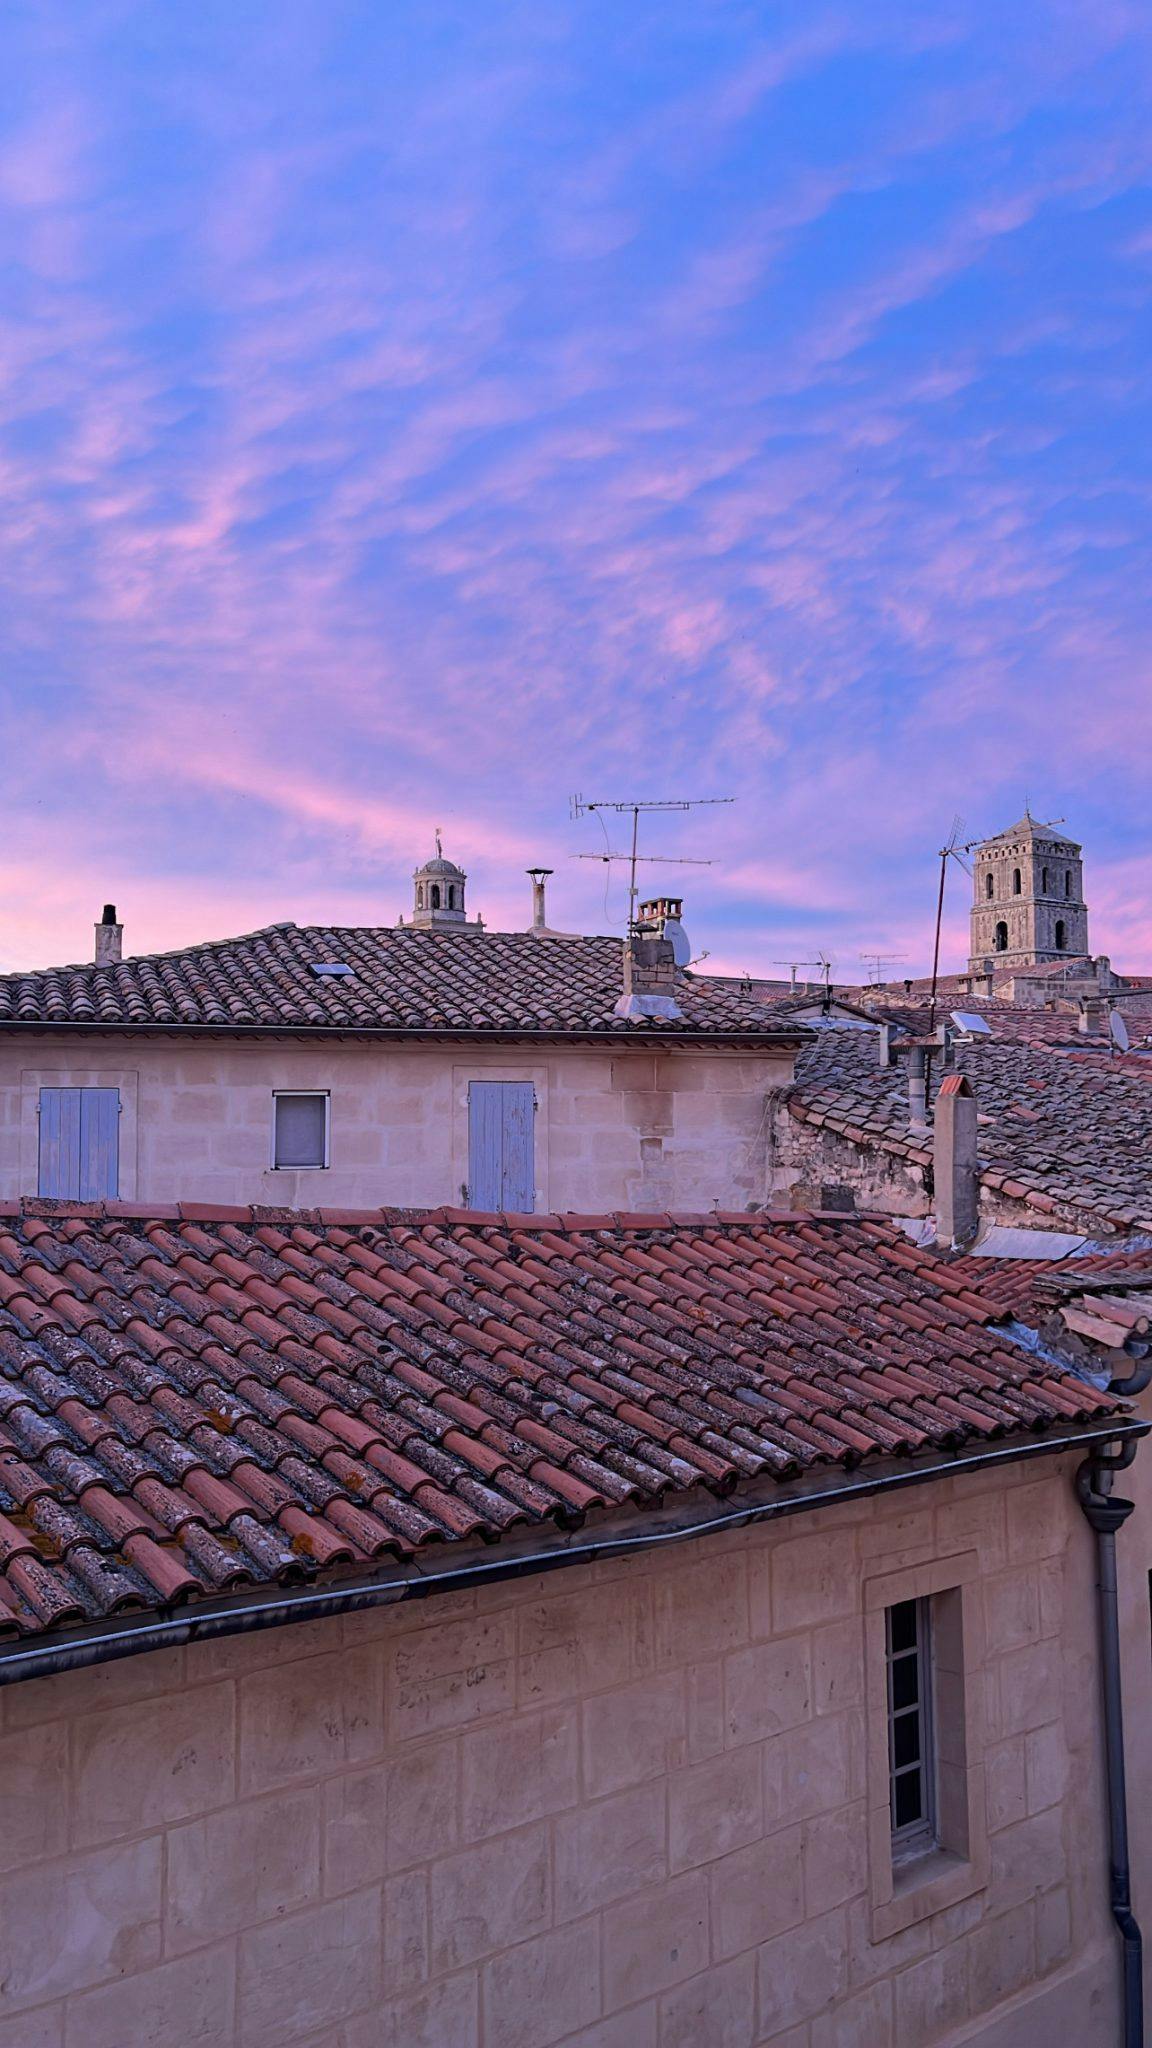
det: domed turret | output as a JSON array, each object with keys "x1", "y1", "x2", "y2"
[{"x1": 411, "y1": 833, "x2": 479, "y2": 930}]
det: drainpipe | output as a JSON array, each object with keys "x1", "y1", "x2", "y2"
[{"x1": 1076, "y1": 1433, "x2": 1144, "y2": 2048}]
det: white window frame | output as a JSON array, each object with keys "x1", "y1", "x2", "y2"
[{"x1": 271, "y1": 1090, "x2": 331, "y2": 1170}]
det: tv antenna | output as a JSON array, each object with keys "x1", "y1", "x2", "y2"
[
  {"x1": 772, "y1": 954, "x2": 833, "y2": 995},
  {"x1": 569, "y1": 794, "x2": 734, "y2": 932},
  {"x1": 859, "y1": 952, "x2": 906, "y2": 986}
]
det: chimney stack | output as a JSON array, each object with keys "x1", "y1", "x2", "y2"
[
  {"x1": 934, "y1": 1073, "x2": 979, "y2": 1248},
  {"x1": 907, "y1": 1044, "x2": 928, "y2": 1131},
  {"x1": 613, "y1": 932, "x2": 683, "y2": 1022},
  {"x1": 527, "y1": 868, "x2": 552, "y2": 932},
  {"x1": 94, "y1": 903, "x2": 123, "y2": 966},
  {"x1": 1079, "y1": 996, "x2": 1105, "y2": 1036}
]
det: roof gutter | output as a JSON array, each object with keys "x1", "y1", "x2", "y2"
[
  {"x1": 0, "y1": 1418, "x2": 1141, "y2": 1690},
  {"x1": 0, "y1": 1021, "x2": 808, "y2": 1052}
]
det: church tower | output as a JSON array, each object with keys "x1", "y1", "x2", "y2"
[
  {"x1": 410, "y1": 835, "x2": 482, "y2": 932},
  {"x1": 968, "y1": 813, "x2": 1089, "y2": 972}
]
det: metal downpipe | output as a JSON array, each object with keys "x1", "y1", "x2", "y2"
[{"x1": 1076, "y1": 1439, "x2": 1144, "y2": 2048}]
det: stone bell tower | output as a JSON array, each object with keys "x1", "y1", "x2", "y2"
[
  {"x1": 968, "y1": 812, "x2": 1089, "y2": 972},
  {"x1": 410, "y1": 834, "x2": 483, "y2": 932}
]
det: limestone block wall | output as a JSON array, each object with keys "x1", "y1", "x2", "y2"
[
  {"x1": 0, "y1": 1039, "x2": 795, "y2": 1215},
  {"x1": 0, "y1": 1455, "x2": 1125, "y2": 2047}
]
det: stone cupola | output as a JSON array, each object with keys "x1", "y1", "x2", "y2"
[{"x1": 411, "y1": 835, "x2": 481, "y2": 931}]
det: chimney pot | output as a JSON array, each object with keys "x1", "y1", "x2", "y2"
[{"x1": 94, "y1": 905, "x2": 123, "y2": 966}]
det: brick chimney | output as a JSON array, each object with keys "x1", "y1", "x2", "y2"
[
  {"x1": 613, "y1": 932, "x2": 683, "y2": 1022},
  {"x1": 934, "y1": 1072, "x2": 979, "y2": 1248},
  {"x1": 94, "y1": 903, "x2": 123, "y2": 966}
]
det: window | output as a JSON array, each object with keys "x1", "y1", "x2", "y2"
[
  {"x1": 272, "y1": 1092, "x2": 329, "y2": 1168},
  {"x1": 448, "y1": 885, "x2": 456, "y2": 909},
  {"x1": 1065, "y1": 870, "x2": 1072, "y2": 897},
  {"x1": 994, "y1": 921, "x2": 1008, "y2": 951},
  {"x1": 887, "y1": 1600, "x2": 934, "y2": 1853},
  {"x1": 431, "y1": 883, "x2": 441, "y2": 910},
  {"x1": 416, "y1": 884, "x2": 424, "y2": 908},
  {"x1": 985, "y1": 872, "x2": 994, "y2": 899},
  {"x1": 38, "y1": 1087, "x2": 120, "y2": 1199},
  {"x1": 1041, "y1": 865, "x2": 1049, "y2": 892},
  {"x1": 468, "y1": 1081, "x2": 535, "y2": 1210},
  {"x1": 1055, "y1": 919, "x2": 1067, "y2": 950},
  {"x1": 866, "y1": 1556, "x2": 987, "y2": 1939},
  {"x1": 1012, "y1": 868, "x2": 1021, "y2": 895}
]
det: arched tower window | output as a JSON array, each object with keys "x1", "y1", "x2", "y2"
[
  {"x1": 1012, "y1": 868, "x2": 1021, "y2": 895},
  {"x1": 994, "y1": 921, "x2": 1009, "y2": 952},
  {"x1": 985, "y1": 872, "x2": 994, "y2": 899},
  {"x1": 447, "y1": 885, "x2": 456, "y2": 909},
  {"x1": 1065, "y1": 871, "x2": 1072, "y2": 897},
  {"x1": 1041, "y1": 866, "x2": 1048, "y2": 892},
  {"x1": 431, "y1": 884, "x2": 441, "y2": 910},
  {"x1": 416, "y1": 884, "x2": 424, "y2": 908},
  {"x1": 1055, "y1": 919, "x2": 1067, "y2": 950}
]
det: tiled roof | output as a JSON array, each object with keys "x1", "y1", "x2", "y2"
[
  {"x1": 790, "y1": 1030, "x2": 1152, "y2": 1233},
  {"x1": 0, "y1": 1205, "x2": 1120, "y2": 1641},
  {"x1": 950, "y1": 1244, "x2": 1152, "y2": 1331},
  {"x1": 0, "y1": 925, "x2": 803, "y2": 1040}
]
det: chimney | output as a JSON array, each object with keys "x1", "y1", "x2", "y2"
[
  {"x1": 907, "y1": 1044, "x2": 928, "y2": 1132},
  {"x1": 1080, "y1": 996, "x2": 1105, "y2": 1036},
  {"x1": 934, "y1": 1073, "x2": 979, "y2": 1248},
  {"x1": 526, "y1": 867, "x2": 553, "y2": 932},
  {"x1": 94, "y1": 903, "x2": 123, "y2": 966},
  {"x1": 613, "y1": 932, "x2": 683, "y2": 1022}
]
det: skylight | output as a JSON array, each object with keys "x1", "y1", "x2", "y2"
[
  {"x1": 309, "y1": 962, "x2": 355, "y2": 978},
  {"x1": 950, "y1": 1011, "x2": 991, "y2": 1035}
]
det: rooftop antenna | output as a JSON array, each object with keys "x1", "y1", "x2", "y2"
[
  {"x1": 569, "y1": 794, "x2": 734, "y2": 933},
  {"x1": 772, "y1": 957, "x2": 829, "y2": 994},
  {"x1": 859, "y1": 951, "x2": 906, "y2": 985}
]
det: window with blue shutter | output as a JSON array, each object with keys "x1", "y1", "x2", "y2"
[
  {"x1": 467, "y1": 1081, "x2": 535, "y2": 1211},
  {"x1": 38, "y1": 1088, "x2": 120, "y2": 1199}
]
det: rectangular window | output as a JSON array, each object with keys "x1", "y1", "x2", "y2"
[
  {"x1": 467, "y1": 1081, "x2": 535, "y2": 1210},
  {"x1": 38, "y1": 1087, "x2": 120, "y2": 1199},
  {"x1": 272, "y1": 1091, "x2": 329, "y2": 1169},
  {"x1": 886, "y1": 1598, "x2": 935, "y2": 1854}
]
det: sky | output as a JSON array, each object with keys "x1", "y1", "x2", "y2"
[{"x1": 1, "y1": 2, "x2": 1151, "y2": 980}]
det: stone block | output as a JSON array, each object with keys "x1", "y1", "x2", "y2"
[
  {"x1": 765, "y1": 1528, "x2": 859, "y2": 1635},
  {"x1": 844, "y1": 1893, "x2": 931, "y2": 1991},
  {"x1": 994, "y1": 1640, "x2": 1061, "y2": 1738},
  {"x1": 1025, "y1": 1722, "x2": 1069, "y2": 1813},
  {"x1": 348, "y1": 1969, "x2": 478, "y2": 2048},
  {"x1": 602, "y1": 1870, "x2": 710, "y2": 2007},
  {"x1": 238, "y1": 1889, "x2": 381, "y2": 2048},
  {"x1": 668, "y1": 1746, "x2": 763, "y2": 1873},
  {"x1": 985, "y1": 1737, "x2": 1028, "y2": 1832},
  {"x1": 1035, "y1": 1885, "x2": 1073, "y2": 1975},
  {"x1": 559, "y1": 2011, "x2": 657, "y2": 2048},
  {"x1": 810, "y1": 1980, "x2": 893, "y2": 2048},
  {"x1": 658, "y1": 1953, "x2": 755, "y2": 2048},
  {"x1": 762, "y1": 1713, "x2": 858, "y2": 1829},
  {"x1": 383, "y1": 1869, "x2": 429, "y2": 1993},
  {"x1": 967, "y1": 1900, "x2": 1036, "y2": 2012},
  {"x1": 652, "y1": 1554, "x2": 748, "y2": 1667},
  {"x1": 0, "y1": 1838, "x2": 162, "y2": 2011},
  {"x1": 802, "y1": 1800, "x2": 868, "y2": 1916},
  {"x1": 892, "y1": 1945, "x2": 970, "y2": 2048},
  {"x1": 685, "y1": 1656, "x2": 725, "y2": 1761},
  {"x1": 0, "y1": 2008, "x2": 63, "y2": 2048},
  {"x1": 387, "y1": 1736, "x2": 460, "y2": 1869},
  {"x1": 724, "y1": 1637, "x2": 811, "y2": 1747},
  {"x1": 982, "y1": 1569, "x2": 1040, "y2": 1654},
  {"x1": 322, "y1": 1763, "x2": 390, "y2": 1895},
  {"x1": 62, "y1": 1948, "x2": 233, "y2": 2048},
  {"x1": 461, "y1": 1705, "x2": 578, "y2": 1839},
  {"x1": 166, "y1": 1785, "x2": 320, "y2": 1951},
  {"x1": 935, "y1": 1488, "x2": 1007, "y2": 1570},
  {"x1": 709, "y1": 1827, "x2": 804, "y2": 1960},
  {"x1": 72, "y1": 1681, "x2": 236, "y2": 1845},
  {"x1": 755, "y1": 1906, "x2": 848, "y2": 2037},
  {"x1": 989, "y1": 1806, "x2": 1066, "y2": 1910},
  {"x1": 482, "y1": 1920, "x2": 602, "y2": 2048},
  {"x1": 554, "y1": 1782, "x2": 668, "y2": 1919},
  {"x1": 582, "y1": 1672, "x2": 686, "y2": 1798},
  {"x1": 812, "y1": 1619, "x2": 864, "y2": 1717},
  {"x1": 389, "y1": 1615, "x2": 516, "y2": 1737},
  {"x1": 1005, "y1": 1478, "x2": 1069, "y2": 1565},
  {"x1": 239, "y1": 1647, "x2": 382, "y2": 1796},
  {"x1": 0, "y1": 1722, "x2": 68, "y2": 1870},
  {"x1": 430, "y1": 1822, "x2": 551, "y2": 1971}
]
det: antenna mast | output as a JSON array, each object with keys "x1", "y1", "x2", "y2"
[{"x1": 570, "y1": 795, "x2": 734, "y2": 932}]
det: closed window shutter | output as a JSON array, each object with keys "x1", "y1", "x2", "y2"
[
  {"x1": 274, "y1": 1094, "x2": 327, "y2": 1167},
  {"x1": 467, "y1": 1082, "x2": 535, "y2": 1211},
  {"x1": 39, "y1": 1088, "x2": 119, "y2": 1199}
]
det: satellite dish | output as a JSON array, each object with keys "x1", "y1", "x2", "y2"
[
  {"x1": 1110, "y1": 1011, "x2": 1130, "y2": 1052},
  {"x1": 662, "y1": 915, "x2": 692, "y2": 968}
]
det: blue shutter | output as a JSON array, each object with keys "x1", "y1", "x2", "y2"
[
  {"x1": 38, "y1": 1087, "x2": 119, "y2": 1199},
  {"x1": 468, "y1": 1082, "x2": 535, "y2": 1212},
  {"x1": 79, "y1": 1089, "x2": 120, "y2": 1199}
]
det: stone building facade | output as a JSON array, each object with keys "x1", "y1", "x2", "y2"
[
  {"x1": 0, "y1": 1451, "x2": 1141, "y2": 2048},
  {"x1": 968, "y1": 815, "x2": 1089, "y2": 972}
]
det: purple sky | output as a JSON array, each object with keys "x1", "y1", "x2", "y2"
[{"x1": 2, "y1": 3, "x2": 1151, "y2": 979}]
